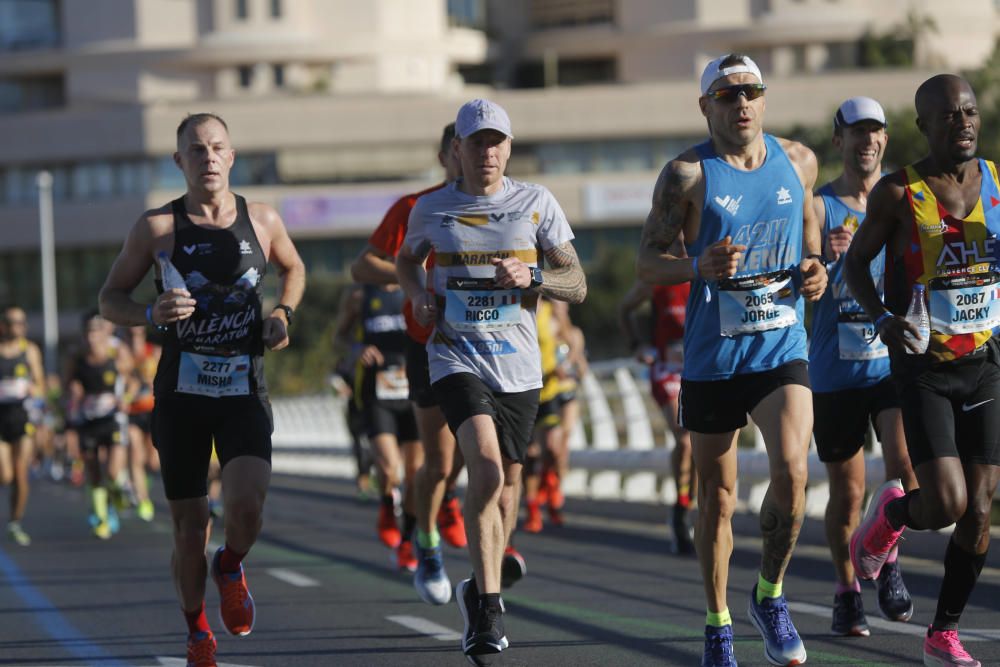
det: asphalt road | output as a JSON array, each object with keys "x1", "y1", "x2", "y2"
[{"x1": 1, "y1": 473, "x2": 998, "y2": 666}]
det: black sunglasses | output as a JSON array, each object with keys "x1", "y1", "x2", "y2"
[{"x1": 706, "y1": 83, "x2": 767, "y2": 103}]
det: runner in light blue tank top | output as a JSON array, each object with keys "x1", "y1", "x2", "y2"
[
  {"x1": 683, "y1": 134, "x2": 807, "y2": 380},
  {"x1": 809, "y1": 183, "x2": 890, "y2": 392}
]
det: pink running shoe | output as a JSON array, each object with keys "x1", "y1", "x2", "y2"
[
  {"x1": 850, "y1": 479, "x2": 905, "y2": 580},
  {"x1": 923, "y1": 627, "x2": 980, "y2": 667}
]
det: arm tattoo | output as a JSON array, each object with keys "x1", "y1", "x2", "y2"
[
  {"x1": 639, "y1": 164, "x2": 693, "y2": 252},
  {"x1": 538, "y1": 242, "x2": 587, "y2": 304},
  {"x1": 759, "y1": 493, "x2": 805, "y2": 583}
]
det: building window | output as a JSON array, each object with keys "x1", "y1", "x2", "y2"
[
  {"x1": 270, "y1": 0, "x2": 281, "y2": 18},
  {"x1": 238, "y1": 65, "x2": 253, "y2": 88},
  {"x1": 447, "y1": 0, "x2": 485, "y2": 29},
  {"x1": 0, "y1": 0, "x2": 60, "y2": 51},
  {"x1": 558, "y1": 57, "x2": 616, "y2": 86},
  {"x1": 235, "y1": 0, "x2": 248, "y2": 20},
  {"x1": 273, "y1": 63, "x2": 284, "y2": 88},
  {"x1": 0, "y1": 74, "x2": 64, "y2": 113},
  {"x1": 530, "y1": 0, "x2": 613, "y2": 29}
]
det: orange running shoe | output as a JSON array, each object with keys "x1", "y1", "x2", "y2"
[
  {"x1": 210, "y1": 547, "x2": 255, "y2": 636},
  {"x1": 397, "y1": 540, "x2": 418, "y2": 572},
  {"x1": 547, "y1": 503, "x2": 564, "y2": 527},
  {"x1": 501, "y1": 545, "x2": 527, "y2": 589},
  {"x1": 437, "y1": 496, "x2": 467, "y2": 548},
  {"x1": 186, "y1": 630, "x2": 217, "y2": 667},
  {"x1": 523, "y1": 500, "x2": 543, "y2": 533},
  {"x1": 545, "y1": 469, "x2": 564, "y2": 511},
  {"x1": 378, "y1": 504, "x2": 402, "y2": 548}
]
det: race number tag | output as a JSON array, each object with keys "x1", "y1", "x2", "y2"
[
  {"x1": 375, "y1": 365, "x2": 409, "y2": 401},
  {"x1": 444, "y1": 277, "x2": 521, "y2": 332},
  {"x1": 837, "y1": 311, "x2": 888, "y2": 360},
  {"x1": 81, "y1": 393, "x2": 118, "y2": 420},
  {"x1": 928, "y1": 274, "x2": 1000, "y2": 335},
  {"x1": 0, "y1": 378, "x2": 30, "y2": 402},
  {"x1": 717, "y1": 271, "x2": 798, "y2": 337},
  {"x1": 177, "y1": 352, "x2": 250, "y2": 397}
]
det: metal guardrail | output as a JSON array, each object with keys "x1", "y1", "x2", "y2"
[{"x1": 270, "y1": 359, "x2": 891, "y2": 518}]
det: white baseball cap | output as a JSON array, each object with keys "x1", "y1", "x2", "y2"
[
  {"x1": 455, "y1": 99, "x2": 514, "y2": 139},
  {"x1": 700, "y1": 54, "x2": 764, "y2": 95},
  {"x1": 834, "y1": 96, "x2": 887, "y2": 129}
]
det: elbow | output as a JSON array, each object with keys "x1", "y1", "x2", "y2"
[
  {"x1": 349, "y1": 260, "x2": 363, "y2": 283},
  {"x1": 97, "y1": 288, "x2": 112, "y2": 320}
]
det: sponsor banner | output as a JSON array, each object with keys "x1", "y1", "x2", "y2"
[
  {"x1": 280, "y1": 191, "x2": 404, "y2": 233},
  {"x1": 582, "y1": 181, "x2": 655, "y2": 222}
]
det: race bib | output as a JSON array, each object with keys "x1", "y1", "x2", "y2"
[
  {"x1": 717, "y1": 271, "x2": 798, "y2": 337},
  {"x1": 177, "y1": 352, "x2": 250, "y2": 397},
  {"x1": 928, "y1": 274, "x2": 1000, "y2": 335},
  {"x1": 375, "y1": 365, "x2": 409, "y2": 401},
  {"x1": 837, "y1": 311, "x2": 888, "y2": 360},
  {"x1": 444, "y1": 277, "x2": 521, "y2": 332},
  {"x1": 81, "y1": 393, "x2": 118, "y2": 420},
  {"x1": 0, "y1": 378, "x2": 30, "y2": 403}
]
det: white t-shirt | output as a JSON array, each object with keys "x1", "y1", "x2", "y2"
[{"x1": 404, "y1": 177, "x2": 575, "y2": 392}]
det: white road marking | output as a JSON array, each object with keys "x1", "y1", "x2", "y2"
[
  {"x1": 386, "y1": 615, "x2": 462, "y2": 641},
  {"x1": 787, "y1": 602, "x2": 1000, "y2": 641},
  {"x1": 267, "y1": 567, "x2": 320, "y2": 587},
  {"x1": 157, "y1": 658, "x2": 259, "y2": 666}
]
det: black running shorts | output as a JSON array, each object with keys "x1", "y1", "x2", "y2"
[
  {"x1": 78, "y1": 415, "x2": 124, "y2": 451},
  {"x1": 152, "y1": 394, "x2": 273, "y2": 500},
  {"x1": 813, "y1": 378, "x2": 899, "y2": 463},
  {"x1": 678, "y1": 360, "x2": 810, "y2": 434},
  {"x1": 0, "y1": 403, "x2": 30, "y2": 443},
  {"x1": 895, "y1": 345, "x2": 1000, "y2": 468},
  {"x1": 128, "y1": 411, "x2": 153, "y2": 435},
  {"x1": 432, "y1": 372, "x2": 539, "y2": 463},
  {"x1": 406, "y1": 337, "x2": 437, "y2": 408},
  {"x1": 363, "y1": 399, "x2": 419, "y2": 442}
]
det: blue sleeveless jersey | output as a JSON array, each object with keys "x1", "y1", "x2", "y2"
[
  {"x1": 683, "y1": 134, "x2": 807, "y2": 380},
  {"x1": 808, "y1": 184, "x2": 890, "y2": 392}
]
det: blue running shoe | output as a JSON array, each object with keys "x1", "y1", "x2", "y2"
[
  {"x1": 702, "y1": 624, "x2": 738, "y2": 667},
  {"x1": 747, "y1": 585, "x2": 807, "y2": 666},
  {"x1": 414, "y1": 544, "x2": 452, "y2": 605},
  {"x1": 107, "y1": 506, "x2": 120, "y2": 535}
]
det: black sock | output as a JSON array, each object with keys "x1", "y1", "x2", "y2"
[
  {"x1": 886, "y1": 490, "x2": 922, "y2": 531},
  {"x1": 480, "y1": 593, "x2": 502, "y2": 611},
  {"x1": 932, "y1": 539, "x2": 987, "y2": 632},
  {"x1": 443, "y1": 489, "x2": 456, "y2": 502},
  {"x1": 381, "y1": 494, "x2": 395, "y2": 508},
  {"x1": 402, "y1": 512, "x2": 417, "y2": 541}
]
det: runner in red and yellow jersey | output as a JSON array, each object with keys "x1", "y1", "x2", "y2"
[
  {"x1": 846, "y1": 74, "x2": 1000, "y2": 667},
  {"x1": 125, "y1": 325, "x2": 160, "y2": 521}
]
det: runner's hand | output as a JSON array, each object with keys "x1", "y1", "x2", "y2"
[
  {"x1": 825, "y1": 225, "x2": 853, "y2": 262},
  {"x1": 153, "y1": 288, "x2": 195, "y2": 324},
  {"x1": 262, "y1": 315, "x2": 289, "y2": 351},
  {"x1": 697, "y1": 236, "x2": 745, "y2": 280},
  {"x1": 491, "y1": 257, "x2": 531, "y2": 289},
  {"x1": 358, "y1": 345, "x2": 384, "y2": 368},
  {"x1": 413, "y1": 291, "x2": 437, "y2": 327},
  {"x1": 879, "y1": 315, "x2": 924, "y2": 354},
  {"x1": 799, "y1": 256, "x2": 828, "y2": 302}
]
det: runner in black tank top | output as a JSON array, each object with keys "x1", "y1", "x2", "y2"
[{"x1": 97, "y1": 114, "x2": 305, "y2": 664}]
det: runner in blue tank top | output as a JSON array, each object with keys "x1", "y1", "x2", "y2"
[
  {"x1": 809, "y1": 97, "x2": 917, "y2": 639},
  {"x1": 637, "y1": 53, "x2": 828, "y2": 667}
]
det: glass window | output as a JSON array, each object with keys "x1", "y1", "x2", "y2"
[
  {"x1": 447, "y1": 0, "x2": 485, "y2": 29},
  {"x1": 238, "y1": 65, "x2": 253, "y2": 88},
  {"x1": 273, "y1": 63, "x2": 285, "y2": 88},
  {"x1": 90, "y1": 161, "x2": 114, "y2": 198},
  {"x1": 270, "y1": 0, "x2": 281, "y2": 18},
  {"x1": 235, "y1": 0, "x2": 248, "y2": 20},
  {"x1": 153, "y1": 156, "x2": 186, "y2": 191},
  {"x1": 0, "y1": 0, "x2": 60, "y2": 51}
]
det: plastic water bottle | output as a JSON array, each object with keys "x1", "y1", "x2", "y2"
[
  {"x1": 156, "y1": 252, "x2": 187, "y2": 291},
  {"x1": 903, "y1": 283, "x2": 930, "y2": 355}
]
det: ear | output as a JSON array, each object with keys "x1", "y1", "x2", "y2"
[
  {"x1": 173, "y1": 151, "x2": 181, "y2": 169},
  {"x1": 698, "y1": 96, "x2": 709, "y2": 117},
  {"x1": 915, "y1": 116, "x2": 926, "y2": 135},
  {"x1": 831, "y1": 132, "x2": 842, "y2": 150}
]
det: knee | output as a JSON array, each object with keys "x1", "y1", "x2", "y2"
[
  {"x1": 173, "y1": 521, "x2": 209, "y2": 555},
  {"x1": 468, "y1": 460, "x2": 503, "y2": 500},
  {"x1": 700, "y1": 484, "x2": 737, "y2": 521},
  {"x1": 422, "y1": 456, "x2": 449, "y2": 484},
  {"x1": 929, "y1": 484, "x2": 968, "y2": 528},
  {"x1": 956, "y1": 499, "x2": 991, "y2": 543},
  {"x1": 772, "y1": 463, "x2": 808, "y2": 499}
]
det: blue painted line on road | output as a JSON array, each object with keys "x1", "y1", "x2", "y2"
[{"x1": 0, "y1": 544, "x2": 128, "y2": 666}]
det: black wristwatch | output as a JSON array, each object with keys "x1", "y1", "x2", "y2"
[
  {"x1": 272, "y1": 304, "x2": 294, "y2": 324},
  {"x1": 806, "y1": 253, "x2": 828, "y2": 268},
  {"x1": 529, "y1": 266, "x2": 544, "y2": 289}
]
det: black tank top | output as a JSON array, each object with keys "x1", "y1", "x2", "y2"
[
  {"x1": 154, "y1": 195, "x2": 268, "y2": 398},
  {"x1": 0, "y1": 342, "x2": 30, "y2": 404},
  {"x1": 360, "y1": 285, "x2": 408, "y2": 367},
  {"x1": 72, "y1": 348, "x2": 118, "y2": 396}
]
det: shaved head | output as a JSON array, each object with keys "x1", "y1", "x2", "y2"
[{"x1": 915, "y1": 74, "x2": 974, "y2": 118}]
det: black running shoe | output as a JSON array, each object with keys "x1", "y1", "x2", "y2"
[
  {"x1": 831, "y1": 591, "x2": 870, "y2": 637},
  {"x1": 501, "y1": 546, "x2": 526, "y2": 589},
  {"x1": 876, "y1": 557, "x2": 913, "y2": 622},
  {"x1": 456, "y1": 577, "x2": 508, "y2": 659},
  {"x1": 671, "y1": 505, "x2": 695, "y2": 555}
]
